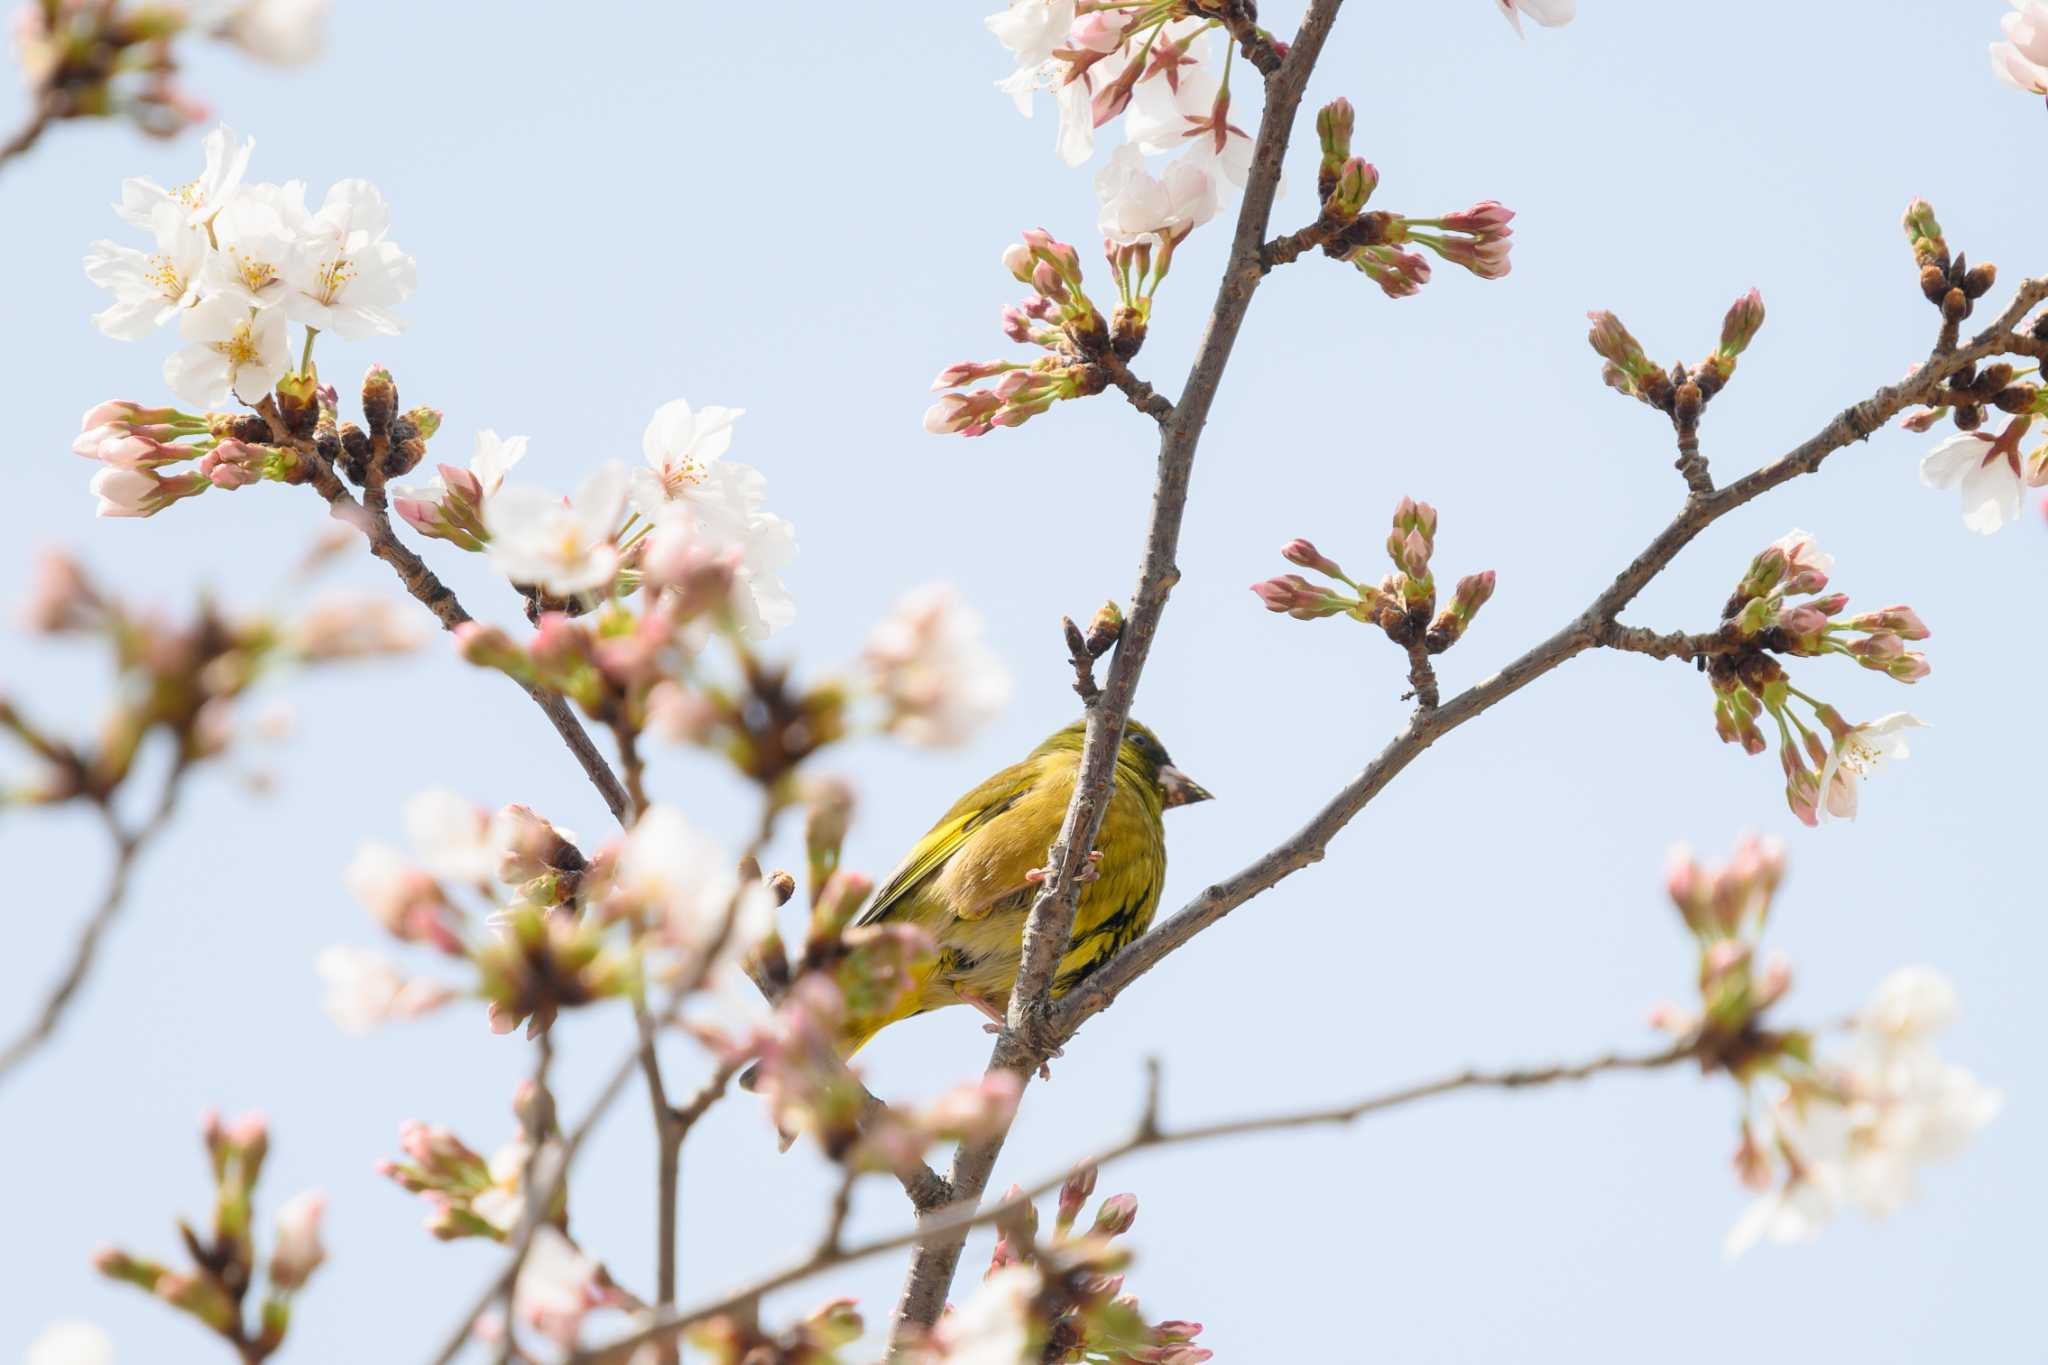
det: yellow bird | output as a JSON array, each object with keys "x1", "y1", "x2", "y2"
[{"x1": 841, "y1": 717, "x2": 1210, "y2": 1062}]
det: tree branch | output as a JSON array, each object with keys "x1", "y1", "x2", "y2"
[
  {"x1": 1096, "y1": 353, "x2": 1174, "y2": 424},
  {"x1": 0, "y1": 756, "x2": 188, "y2": 1087},
  {"x1": 1048, "y1": 276, "x2": 2048, "y2": 1042},
  {"x1": 578, "y1": 1035, "x2": 1700, "y2": 1364},
  {"x1": 0, "y1": 95, "x2": 54, "y2": 174},
  {"x1": 885, "y1": 1, "x2": 1352, "y2": 1346},
  {"x1": 271, "y1": 409, "x2": 634, "y2": 824}
]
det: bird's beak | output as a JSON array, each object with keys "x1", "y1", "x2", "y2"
[{"x1": 1158, "y1": 765, "x2": 1214, "y2": 809}]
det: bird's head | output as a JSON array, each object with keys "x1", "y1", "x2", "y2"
[{"x1": 1039, "y1": 718, "x2": 1213, "y2": 809}]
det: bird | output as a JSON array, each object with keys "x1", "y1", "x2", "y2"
[{"x1": 835, "y1": 716, "x2": 1210, "y2": 1065}]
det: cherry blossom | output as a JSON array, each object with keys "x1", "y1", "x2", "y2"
[
  {"x1": 205, "y1": 180, "x2": 312, "y2": 308},
  {"x1": 986, "y1": 0, "x2": 1096, "y2": 165},
  {"x1": 485, "y1": 462, "x2": 629, "y2": 597},
  {"x1": 1992, "y1": 1, "x2": 2048, "y2": 94},
  {"x1": 862, "y1": 583, "x2": 1013, "y2": 747},
  {"x1": 284, "y1": 179, "x2": 416, "y2": 338},
  {"x1": 83, "y1": 202, "x2": 207, "y2": 340},
  {"x1": 393, "y1": 429, "x2": 527, "y2": 550},
  {"x1": 1496, "y1": 0, "x2": 1577, "y2": 36},
  {"x1": 630, "y1": 398, "x2": 744, "y2": 509},
  {"x1": 1094, "y1": 143, "x2": 1218, "y2": 248},
  {"x1": 631, "y1": 400, "x2": 797, "y2": 635},
  {"x1": 1919, "y1": 428, "x2": 2026, "y2": 533},
  {"x1": 1816, "y1": 712, "x2": 1923, "y2": 823},
  {"x1": 116, "y1": 126, "x2": 253, "y2": 231},
  {"x1": 162, "y1": 296, "x2": 290, "y2": 407}
]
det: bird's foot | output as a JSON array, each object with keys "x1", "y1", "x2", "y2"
[{"x1": 1024, "y1": 849, "x2": 1104, "y2": 887}]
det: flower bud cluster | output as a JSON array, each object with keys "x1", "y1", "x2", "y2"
[
  {"x1": 1642, "y1": 844, "x2": 1999, "y2": 1257},
  {"x1": 688, "y1": 1296, "x2": 866, "y2": 1365},
  {"x1": 1903, "y1": 198, "x2": 1999, "y2": 328},
  {"x1": 14, "y1": 0, "x2": 326, "y2": 147},
  {"x1": 377, "y1": 1101, "x2": 565, "y2": 1243},
  {"x1": 1250, "y1": 502, "x2": 1496, "y2": 654},
  {"x1": 946, "y1": 1177, "x2": 1211, "y2": 1365},
  {"x1": 1658, "y1": 836, "x2": 1795, "y2": 1055},
  {"x1": 93, "y1": 1110, "x2": 326, "y2": 1358},
  {"x1": 1703, "y1": 531, "x2": 1929, "y2": 826},
  {"x1": 927, "y1": 230, "x2": 1116, "y2": 438},
  {"x1": 1587, "y1": 288, "x2": 1764, "y2": 428},
  {"x1": 1298, "y1": 105, "x2": 1515, "y2": 298},
  {"x1": 4, "y1": 551, "x2": 412, "y2": 808}
]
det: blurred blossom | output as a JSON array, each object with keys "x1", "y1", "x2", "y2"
[
  {"x1": 1496, "y1": 0, "x2": 1576, "y2": 34},
  {"x1": 314, "y1": 946, "x2": 454, "y2": 1034},
  {"x1": 607, "y1": 805, "x2": 772, "y2": 967},
  {"x1": 342, "y1": 842, "x2": 457, "y2": 948},
  {"x1": 287, "y1": 597, "x2": 420, "y2": 660},
  {"x1": 1725, "y1": 966, "x2": 1999, "y2": 1256},
  {"x1": 220, "y1": 0, "x2": 331, "y2": 66},
  {"x1": 862, "y1": 584, "x2": 1011, "y2": 747},
  {"x1": 928, "y1": 1263, "x2": 1042, "y2": 1364},
  {"x1": 404, "y1": 788, "x2": 498, "y2": 884},
  {"x1": 513, "y1": 1228, "x2": 602, "y2": 1348},
  {"x1": 21, "y1": 550, "x2": 103, "y2": 634},
  {"x1": 25, "y1": 1322, "x2": 113, "y2": 1365},
  {"x1": 266, "y1": 1189, "x2": 326, "y2": 1291}
]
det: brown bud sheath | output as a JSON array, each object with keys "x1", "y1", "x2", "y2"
[{"x1": 1084, "y1": 600, "x2": 1125, "y2": 656}]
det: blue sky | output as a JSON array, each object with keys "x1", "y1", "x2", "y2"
[{"x1": 3, "y1": 2, "x2": 2043, "y2": 1361}]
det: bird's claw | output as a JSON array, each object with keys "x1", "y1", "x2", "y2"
[{"x1": 1024, "y1": 849, "x2": 1104, "y2": 887}]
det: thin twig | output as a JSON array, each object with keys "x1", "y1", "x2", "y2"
[
  {"x1": 492, "y1": 1033, "x2": 556, "y2": 1365},
  {"x1": 265, "y1": 404, "x2": 634, "y2": 824},
  {"x1": 636, "y1": 1007, "x2": 682, "y2": 1365},
  {"x1": 0, "y1": 96, "x2": 54, "y2": 173},
  {"x1": 1048, "y1": 276, "x2": 2048, "y2": 1044},
  {"x1": 885, "y1": 2, "x2": 1353, "y2": 1347},
  {"x1": 0, "y1": 757, "x2": 188, "y2": 1087},
  {"x1": 577, "y1": 1036, "x2": 1700, "y2": 1364}
]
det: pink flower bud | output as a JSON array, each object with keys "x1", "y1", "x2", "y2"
[
  {"x1": 268, "y1": 1189, "x2": 327, "y2": 1292},
  {"x1": 89, "y1": 466, "x2": 207, "y2": 518},
  {"x1": 1281, "y1": 538, "x2": 1346, "y2": 578},
  {"x1": 1438, "y1": 200, "x2": 1516, "y2": 235},
  {"x1": 1719, "y1": 287, "x2": 1766, "y2": 358},
  {"x1": 1092, "y1": 1192, "x2": 1139, "y2": 1237},
  {"x1": 931, "y1": 360, "x2": 1012, "y2": 392},
  {"x1": 1586, "y1": 311, "x2": 1650, "y2": 376},
  {"x1": 923, "y1": 392, "x2": 1003, "y2": 437}
]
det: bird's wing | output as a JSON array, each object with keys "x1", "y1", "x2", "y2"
[{"x1": 856, "y1": 764, "x2": 1039, "y2": 927}]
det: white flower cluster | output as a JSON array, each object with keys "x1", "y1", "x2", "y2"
[
  {"x1": 471, "y1": 398, "x2": 798, "y2": 635},
  {"x1": 984, "y1": 2, "x2": 1237, "y2": 250},
  {"x1": 1726, "y1": 967, "x2": 2001, "y2": 1256},
  {"x1": 84, "y1": 126, "x2": 416, "y2": 409}
]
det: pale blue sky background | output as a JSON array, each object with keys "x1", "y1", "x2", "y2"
[{"x1": 3, "y1": 3, "x2": 2042, "y2": 1361}]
